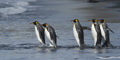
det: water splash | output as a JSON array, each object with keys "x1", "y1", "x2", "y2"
[
  {"x1": 0, "y1": 43, "x2": 120, "y2": 50},
  {"x1": 98, "y1": 56, "x2": 120, "y2": 59}
]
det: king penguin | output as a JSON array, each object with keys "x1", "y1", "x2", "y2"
[
  {"x1": 72, "y1": 19, "x2": 86, "y2": 48},
  {"x1": 99, "y1": 19, "x2": 114, "y2": 47},
  {"x1": 42, "y1": 23, "x2": 57, "y2": 48},
  {"x1": 31, "y1": 21, "x2": 45, "y2": 45},
  {"x1": 90, "y1": 19, "x2": 102, "y2": 48}
]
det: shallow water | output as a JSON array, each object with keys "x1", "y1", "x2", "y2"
[{"x1": 0, "y1": 0, "x2": 120, "y2": 60}]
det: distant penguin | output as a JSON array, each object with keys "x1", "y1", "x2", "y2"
[
  {"x1": 90, "y1": 19, "x2": 102, "y2": 48},
  {"x1": 42, "y1": 23, "x2": 57, "y2": 48},
  {"x1": 72, "y1": 19, "x2": 86, "y2": 48},
  {"x1": 31, "y1": 21, "x2": 45, "y2": 45},
  {"x1": 99, "y1": 19, "x2": 114, "y2": 47}
]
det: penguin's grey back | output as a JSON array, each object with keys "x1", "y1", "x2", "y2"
[
  {"x1": 36, "y1": 23, "x2": 45, "y2": 44},
  {"x1": 75, "y1": 21, "x2": 85, "y2": 45},
  {"x1": 94, "y1": 22, "x2": 101, "y2": 47},
  {"x1": 101, "y1": 22, "x2": 112, "y2": 46},
  {"x1": 47, "y1": 25, "x2": 57, "y2": 45}
]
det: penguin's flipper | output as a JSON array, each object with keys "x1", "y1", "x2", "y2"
[
  {"x1": 82, "y1": 26, "x2": 91, "y2": 30},
  {"x1": 107, "y1": 28, "x2": 114, "y2": 34}
]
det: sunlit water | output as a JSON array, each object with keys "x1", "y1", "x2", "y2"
[{"x1": 0, "y1": 0, "x2": 120, "y2": 60}]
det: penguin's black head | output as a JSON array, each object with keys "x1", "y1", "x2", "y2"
[
  {"x1": 72, "y1": 19, "x2": 79, "y2": 23},
  {"x1": 32, "y1": 21, "x2": 38, "y2": 25},
  {"x1": 90, "y1": 19, "x2": 97, "y2": 23},
  {"x1": 42, "y1": 23, "x2": 48, "y2": 27},
  {"x1": 99, "y1": 19, "x2": 105, "y2": 23}
]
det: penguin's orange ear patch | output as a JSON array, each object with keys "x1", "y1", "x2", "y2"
[
  {"x1": 99, "y1": 20, "x2": 101, "y2": 22},
  {"x1": 95, "y1": 19, "x2": 97, "y2": 22},
  {"x1": 75, "y1": 19, "x2": 78, "y2": 22},
  {"x1": 103, "y1": 20, "x2": 105, "y2": 22},
  {"x1": 90, "y1": 20, "x2": 92, "y2": 22},
  {"x1": 36, "y1": 22, "x2": 38, "y2": 24},
  {"x1": 45, "y1": 23, "x2": 47, "y2": 26}
]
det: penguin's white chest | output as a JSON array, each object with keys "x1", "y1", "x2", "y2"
[
  {"x1": 73, "y1": 24, "x2": 80, "y2": 46},
  {"x1": 45, "y1": 28, "x2": 56, "y2": 47},
  {"x1": 35, "y1": 26, "x2": 42, "y2": 43},
  {"x1": 100, "y1": 24, "x2": 106, "y2": 40},
  {"x1": 45, "y1": 28, "x2": 51, "y2": 40},
  {"x1": 45, "y1": 28, "x2": 53, "y2": 44},
  {"x1": 91, "y1": 24, "x2": 97, "y2": 46}
]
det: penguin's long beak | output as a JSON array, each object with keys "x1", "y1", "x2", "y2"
[
  {"x1": 99, "y1": 20, "x2": 101, "y2": 22},
  {"x1": 42, "y1": 24, "x2": 45, "y2": 27},
  {"x1": 88, "y1": 20, "x2": 92, "y2": 22},
  {"x1": 70, "y1": 20, "x2": 74, "y2": 22},
  {"x1": 30, "y1": 23, "x2": 34, "y2": 24}
]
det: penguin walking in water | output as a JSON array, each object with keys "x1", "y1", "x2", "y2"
[
  {"x1": 31, "y1": 21, "x2": 45, "y2": 46},
  {"x1": 72, "y1": 19, "x2": 86, "y2": 48},
  {"x1": 99, "y1": 19, "x2": 114, "y2": 47},
  {"x1": 42, "y1": 23, "x2": 57, "y2": 48},
  {"x1": 90, "y1": 19, "x2": 102, "y2": 48}
]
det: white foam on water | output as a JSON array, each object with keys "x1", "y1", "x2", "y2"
[
  {"x1": 97, "y1": 56, "x2": 120, "y2": 59},
  {"x1": 0, "y1": 6, "x2": 27, "y2": 15},
  {"x1": 13, "y1": 1, "x2": 29, "y2": 7},
  {"x1": 0, "y1": 0, "x2": 37, "y2": 17}
]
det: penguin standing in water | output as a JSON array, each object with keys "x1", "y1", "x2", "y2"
[
  {"x1": 42, "y1": 23, "x2": 57, "y2": 48},
  {"x1": 72, "y1": 19, "x2": 86, "y2": 48},
  {"x1": 99, "y1": 19, "x2": 114, "y2": 47},
  {"x1": 90, "y1": 19, "x2": 102, "y2": 48},
  {"x1": 31, "y1": 21, "x2": 45, "y2": 45}
]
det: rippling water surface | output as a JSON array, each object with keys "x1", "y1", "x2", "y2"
[{"x1": 0, "y1": 0, "x2": 120, "y2": 60}]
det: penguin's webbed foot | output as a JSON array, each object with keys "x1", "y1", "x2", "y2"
[
  {"x1": 49, "y1": 44, "x2": 57, "y2": 48},
  {"x1": 79, "y1": 44, "x2": 87, "y2": 49},
  {"x1": 102, "y1": 43, "x2": 113, "y2": 48},
  {"x1": 95, "y1": 45, "x2": 102, "y2": 49}
]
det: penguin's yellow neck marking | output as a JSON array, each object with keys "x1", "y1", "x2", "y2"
[
  {"x1": 100, "y1": 24, "x2": 102, "y2": 26},
  {"x1": 45, "y1": 27, "x2": 47, "y2": 30},
  {"x1": 95, "y1": 20, "x2": 97, "y2": 22},
  {"x1": 103, "y1": 20, "x2": 105, "y2": 22}
]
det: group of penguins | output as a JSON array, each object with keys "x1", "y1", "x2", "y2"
[{"x1": 31, "y1": 19, "x2": 114, "y2": 48}]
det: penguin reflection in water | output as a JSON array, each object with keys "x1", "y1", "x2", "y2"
[
  {"x1": 99, "y1": 19, "x2": 114, "y2": 47},
  {"x1": 42, "y1": 23, "x2": 57, "y2": 48},
  {"x1": 90, "y1": 19, "x2": 102, "y2": 48},
  {"x1": 31, "y1": 21, "x2": 45, "y2": 46},
  {"x1": 72, "y1": 19, "x2": 86, "y2": 48}
]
